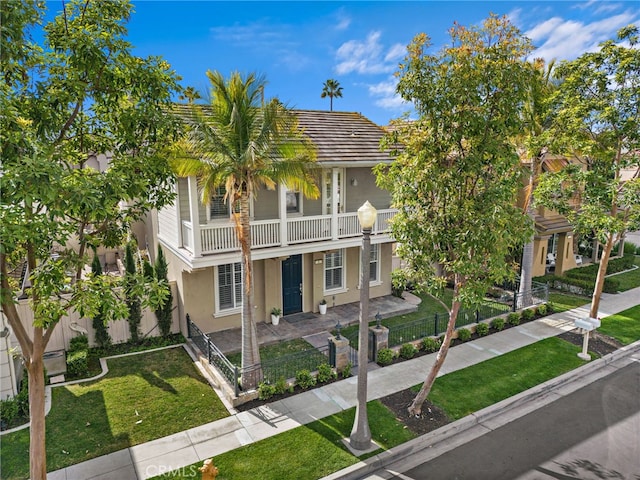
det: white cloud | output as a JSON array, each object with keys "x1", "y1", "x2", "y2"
[
  {"x1": 526, "y1": 12, "x2": 637, "y2": 62},
  {"x1": 335, "y1": 31, "x2": 409, "y2": 75},
  {"x1": 367, "y1": 78, "x2": 410, "y2": 110},
  {"x1": 334, "y1": 8, "x2": 351, "y2": 31}
]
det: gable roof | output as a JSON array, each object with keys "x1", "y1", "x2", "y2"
[{"x1": 293, "y1": 110, "x2": 393, "y2": 167}]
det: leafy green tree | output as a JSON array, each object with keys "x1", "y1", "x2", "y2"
[
  {"x1": 154, "y1": 246, "x2": 173, "y2": 337},
  {"x1": 172, "y1": 71, "x2": 319, "y2": 389},
  {"x1": 321, "y1": 78, "x2": 343, "y2": 111},
  {"x1": 376, "y1": 15, "x2": 535, "y2": 416},
  {"x1": 90, "y1": 253, "x2": 111, "y2": 348},
  {"x1": 535, "y1": 26, "x2": 640, "y2": 319},
  {"x1": 124, "y1": 242, "x2": 142, "y2": 343},
  {"x1": 0, "y1": 1, "x2": 180, "y2": 478}
]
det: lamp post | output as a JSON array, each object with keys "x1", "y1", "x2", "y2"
[{"x1": 349, "y1": 200, "x2": 377, "y2": 451}]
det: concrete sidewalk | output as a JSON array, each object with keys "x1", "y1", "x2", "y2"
[{"x1": 48, "y1": 287, "x2": 640, "y2": 480}]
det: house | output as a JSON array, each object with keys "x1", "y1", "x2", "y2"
[{"x1": 153, "y1": 110, "x2": 397, "y2": 334}]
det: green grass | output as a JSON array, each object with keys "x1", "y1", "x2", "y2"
[
  {"x1": 0, "y1": 347, "x2": 229, "y2": 480},
  {"x1": 548, "y1": 291, "x2": 590, "y2": 312},
  {"x1": 154, "y1": 401, "x2": 415, "y2": 480},
  {"x1": 598, "y1": 305, "x2": 640, "y2": 345},
  {"x1": 154, "y1": 336, "x2": 592, "y2": 480},
  {"x1": 612, "y1": 256, "x2": 640, "y2": 292},
  {"x1": 426, "y1": 337, "x2": 591, "y2": 420},
  {"x1": 226, "y1": 338, "x2": 317, "y2": 365}
]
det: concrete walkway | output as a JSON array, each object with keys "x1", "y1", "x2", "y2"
[{"x1": 48, "y1": 288, "x2": 640, "y2": 480}]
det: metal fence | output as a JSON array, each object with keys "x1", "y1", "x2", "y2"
[
  {"x1": 260, "y1": 345, "x2": 330, "y2": 384},
  {"x1": 187, "y1": 314, "x2": 240, "y2": 396}
]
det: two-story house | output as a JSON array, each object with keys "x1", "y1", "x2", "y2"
[{"x1": 153, "y1": 110, "x2": 397, "y2": 334}]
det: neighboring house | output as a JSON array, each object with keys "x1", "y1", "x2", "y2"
[{"x1": 155, "y1": 110, "x2": 397, "y2": 334}]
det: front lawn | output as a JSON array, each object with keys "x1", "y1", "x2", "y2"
[
  {"x1": 612, "y1": 256, "x2": 640, "y2": 291},
  {"x1": 548, "y1": 291, "x2": 590, "y2": 312},
  {"x1": 0, "y1": 346, "x2": 229, "y2": 480},
  {"x1": 598, "y1": 305, "x2": 640, "y2": 345}
]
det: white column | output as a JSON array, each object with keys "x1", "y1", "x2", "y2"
[
  {"x1": 331, "y1": 168, "x2": 339, "y2": 240},
  {"x1": 279, "y1": 183, "x2": 288, "y2": 246},
  {"x1": 187, "y1": 175, "x2": 202, "y2": 257}
]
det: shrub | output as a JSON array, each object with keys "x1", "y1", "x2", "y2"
[
  {"x1": 457, "y1": 328, "x2": 471, "y2": 342},
  {"x1": 15, "y1": 374, "x2": 29, "y2": 418},
  {"x1": 274, "y1": 377, "x2": 292, "y2": 395},
  {"x1": 623, "y1": 241, "x2": 637, "y2": 256},
  {"x1": 537, "y1": 304, "x2": 548, "y2": 316},
  {"x1": 377, "y1": 348, "x2": 395, "y2": 366},
  {"x1": 422, "y1": 337, "x2": 441, "y2": 353},
  {"x1": 507, "y1": 313, "x2": 520, "y2": 326},
  {"x1": 341, "y1": 362, "x2": 352, "y2": 378},
  {"x1": 316, "y1": 363, "x2": 337, "y2": 383},
  {"x1": 258, "y1": 381, "x2": 276, "y2": 400},
  {"x1": 69, "y1": 334, "x2": 89, "y2": 352},
  {"x1": 491, "y1": 317, "x2": 506, "y2": 331},
  {"x1": 521, "y1": 308, "x2": 534, "y2": 322},
  {"x1": 295, "y1": 369, "x2": 316, "y2": 389},
  {"x1": 399, "y1": 343, "x2": 417, "y2": 359},
  {"x1": 66, "y1": 349, "x2": 89, "y2": 377},
  {"x1": 0, "y1": 398, "x2": 19, "y2": 426},
  {"x1": 391, "y1": 270, "x2": 406, "y2": 298},
  {"x1": 475, "y1": 323, "x2": 489, "y2": 337}
]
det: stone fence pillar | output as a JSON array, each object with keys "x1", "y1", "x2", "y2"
[
  {"x1": 369, "y1": 326, "x2": 389, "y2": 362},
  {"x1": 328, "y1": 335, "x2": 350, "y2": 373}
]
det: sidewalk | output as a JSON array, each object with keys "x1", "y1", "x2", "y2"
[{"x1": 48, "y1": 287, "x2": 640, "y2": 480}]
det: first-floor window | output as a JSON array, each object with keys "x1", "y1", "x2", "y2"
[
  {"x1": 218, "y1": 262, "x2": 242, "y2": 310},
  {"x1": 369, "y1": 244, "x2": 380, "y2": 282},
  {"x1": 324, "y1": 250, "x2": 343, "y2": 291}
]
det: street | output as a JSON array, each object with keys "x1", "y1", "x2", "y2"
[{"x1": 368, "y1": 361, "x2": 640, "y2": 480}]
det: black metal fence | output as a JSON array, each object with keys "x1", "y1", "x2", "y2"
[
  {"x1": 187, "y1": 314, "x2": 240, "y2": 396},
  {"x1": 260, "y1": 345, "x2": 330, "y2": 384}
]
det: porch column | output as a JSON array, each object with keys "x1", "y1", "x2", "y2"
[
  {"x1": 187, "y1": 175, "x2": 202, "y2": 257},
  {"x1": 555, "y1": 232, "x2": 576, "y2": 275},
  {"x1": 279, "y1": 183, "x2": 288, "y2": 247},
  {"x1": 331, "y1": 168, "x2": 339, "y2": 240}
]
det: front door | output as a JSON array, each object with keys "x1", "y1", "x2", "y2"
[{"x1": 282, "y1": 254, "x2": 302, "y2": 315}]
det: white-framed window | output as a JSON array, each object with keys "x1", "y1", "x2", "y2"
[
  {"x1": 324, "y1": 249, "x2": 344, "y2": 291},
  {"x1": 286, "y1": 189, "x2": 301, "y2": 214},
  {"x1": 369, "y1": 244, "x2": 380, "y2": 283},
  {"x1": 322, "y1": 169, "x2": 344, "y2": 214},
  {"x1": 209, "y1": 186, "x2": 240, "y2": 221},
  {"x1": 217, "y1": 262, "x2": 242, "y2": 311}
]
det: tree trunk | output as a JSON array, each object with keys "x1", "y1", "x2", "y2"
[
  {"x1": 29, "y1": 329, "x2": 47, "y2": 480},
  {"x1": 589, "y1": 233, "x2": 615, "y2": 319},
  {"x1": 237, "y1": 192, "x2": 261, "y2": 390},
  {"x1": 408, "y1": 284, "x2": 462, "y2": 417}
]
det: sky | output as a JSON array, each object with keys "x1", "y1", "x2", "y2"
[{"x1": 44, "y1": 0, "x2": 640, "y2": 126}]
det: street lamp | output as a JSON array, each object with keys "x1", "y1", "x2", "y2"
[{"x1": 349, "y1": 200, "x2": 377, "y2": 451}]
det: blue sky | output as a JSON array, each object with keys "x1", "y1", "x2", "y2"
[{"x1": 45, "y1": 1, "x2": 639, "y2": 126}]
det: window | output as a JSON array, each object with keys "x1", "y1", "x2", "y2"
[
  {"x1": 369, "y1": 244, "x2": 380, "y2": 282},
  {"x1": 324, "y1": 250, "x2": 343, "y2": 291},
  {"x1": 218, "y1": 262, "x2": 242, "y2": 311},
  {"x1": 209, "y1": 186, "x2": 240, "y2": 220},
  {"x1": 286, "y1": 190, "x2": 300, "y2": 214}
]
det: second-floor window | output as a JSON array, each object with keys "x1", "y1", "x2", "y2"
[
  {"x1": 218, "y1": 262, "x2": 242, "y2": 311},
  {"x1": 209, "y1": 186, "x2": 240, "y2": 221},
  {"x1": 286, "y1": 190, "x2": 301, "y2": 214},
  {"x1": 324, "y1": 250, "x2": 343, "y2": 291}
]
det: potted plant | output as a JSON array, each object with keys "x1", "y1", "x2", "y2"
[
  {"x1": 319, "y1": 298, "x2": 327, "y2": 315},
  {"x1": 270, "y1": 307, "x2": 282, "y2": 326}
]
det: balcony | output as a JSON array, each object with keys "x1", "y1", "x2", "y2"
[{"x1": 180, "y1": 209, "x2": 397, "y2": 255}]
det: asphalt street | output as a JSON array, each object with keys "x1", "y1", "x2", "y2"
[{"x1": 373, "y1": 361, "x2": 640, "y2": 480}]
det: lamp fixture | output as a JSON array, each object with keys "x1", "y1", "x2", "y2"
[{"x1": 350, "y1": 178, "x2": 358, "y2": 187}]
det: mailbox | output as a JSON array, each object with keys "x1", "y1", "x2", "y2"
[
  {"x1": 586, "y1": 317, "x2": 601, "y2": 329},
  {"x1": 574, "y1": 318, "x2": 595, "y2": 331}
]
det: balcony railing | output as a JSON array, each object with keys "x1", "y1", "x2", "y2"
[{"x1": 180, "y1": 209, "x2": 397, "y2": 255}]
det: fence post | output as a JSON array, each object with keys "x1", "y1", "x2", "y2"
[
  {"x1": 234, "y1": 365, "x2": 239, "y2": 397},
  {"x1": 186, "y1": 313, "x2": 191, "y2": 338},
  {"x1": 512, "y1": 292, "x2": 518, "y2": 312},
  {"x1": 475, "y1": 309, "x2": 480, "y2": 322}
]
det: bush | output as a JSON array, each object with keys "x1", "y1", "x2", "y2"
[
  {"x1": 0, "y1": 398, "x2": 19, "y2": 427},
  {"x1": 507, "y1": 313, "x2": 520, "y2": 326},
  {"x1": 475, "y1": 323, "x2": 489, "y2": 337},
  {"x1": 377, "y1": 348, "x2": 395, "y2": 366},
  {"x1": 69, "y1": 334, "x2": 88, "y2": 352},
  {"x1": 521, "y1": 308, "x2": 535, "y2": 322},
  {"x1": 316, "y1": 363, "x2": 337, "y2": 383},
  {"x1": 537, "y1": 304, "x2": 548, "y2": 316},
  {"x1": 457, "y1": 328, "x2": 472, "y2": 342},
  {"x1": 66, "y1": 349, "x2": 89, "y2": 377},
  {"x1": 491, "y1": 317, "x2": 506, "y2": 331},
  {"x1": 258, "y1": 382, "x2": 276, "y2": 400},
  {"x1": 274, "y1": 377, "x2": 292, "y2": 395},
  {"x1": 399, "y1": 343, "x2": 417, "y2": 359},
  {"x1": 295, "y1": 369, "x2": 316, "y2": 389},
  {"x1": 341, "y1": 362, "x2": 352, "y2": 378},
  {"x1": 422, "y1": 337, "x2": 441, "y2": 353},
  {"x1": 391, "y1": 270, "x2": 406, "y2": 298},
  {"x1": 15, "y1": 374, "x2": 29, "y2": 418}
]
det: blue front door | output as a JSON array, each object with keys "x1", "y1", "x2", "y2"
[{"x1": 282, "y1": 255, "x2": 302, "y2": 315}]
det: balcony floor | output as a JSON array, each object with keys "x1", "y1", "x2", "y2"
[{"x1": 208, "y1": 293, "x2": 420, "y2": 355}]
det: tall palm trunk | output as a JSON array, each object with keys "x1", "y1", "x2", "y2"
[
  {"x1": 237, "y1": 191, "x2": 261, "y2": 390},
  {"x1": 408, "y1": 276, "x2": 463, "y2": 416}
]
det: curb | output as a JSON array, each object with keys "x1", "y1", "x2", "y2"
[{"x1": 322, "y1": 340, "x2": 640, "y2": 480}]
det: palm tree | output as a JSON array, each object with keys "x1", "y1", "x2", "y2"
[
  {"x1": 172, "y1": 71, "x2": 319, "y2": 390},
  {"x1": 321, "y1": 79, "x2": 343, "y2": 111}
]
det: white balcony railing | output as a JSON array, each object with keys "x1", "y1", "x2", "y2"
[{"x1": 180, "y1": 209, "x2": 397, "y2": 255}]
